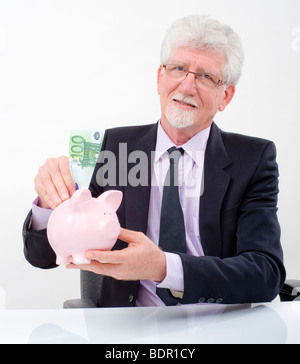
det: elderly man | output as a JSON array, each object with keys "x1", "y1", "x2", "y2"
[{"x1": 23, "y1": 15, "x2": 285, "y2": 307}]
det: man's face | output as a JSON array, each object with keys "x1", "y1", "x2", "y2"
[{"x1": 157, "y1": 47, "x2": 235, "y2": 136}]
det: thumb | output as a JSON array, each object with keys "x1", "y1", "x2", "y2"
[{"x1": 118, "y1": 228, "x2": 142, "y2": 244}]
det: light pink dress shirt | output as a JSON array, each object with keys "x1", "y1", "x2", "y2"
[{"x1": 135, "y1": 122, "x2": 210, "y2": 306}]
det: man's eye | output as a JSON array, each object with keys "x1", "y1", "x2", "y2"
[
  {"x1": 203, "y1": 73, "x2": 212, "y2": 80},
  {"x1": 175, "y1": 66, "x2": 185, "y2": 72}
]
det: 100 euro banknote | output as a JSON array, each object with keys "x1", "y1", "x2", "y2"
[{"x1": 69, "y1": 129, "x2": 104, "y2": 188}]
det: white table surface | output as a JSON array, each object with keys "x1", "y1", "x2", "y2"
[{"x1": 0, "y1": 302, "x2": 299, "y2": 344}]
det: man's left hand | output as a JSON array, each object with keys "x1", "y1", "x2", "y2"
[{"x1": 66, "y1": 228, "x2": 167, "y2": 283}]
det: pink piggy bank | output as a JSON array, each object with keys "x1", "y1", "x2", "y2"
[{"x1": 47, "y1": 188, "x2": 123, "y2": 265}]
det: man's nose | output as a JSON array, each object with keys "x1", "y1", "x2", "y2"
[{"x1": 178, "y1": 72, "x2": 198, "y2": 95}]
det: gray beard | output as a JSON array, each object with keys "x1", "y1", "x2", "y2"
[{"x1": 166, "y1": 103, "x2": 195, "y2": 129}]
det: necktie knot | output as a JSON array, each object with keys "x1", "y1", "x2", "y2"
[{"x1": 168, "y1": 147, "x2": 184, "y2": 165}]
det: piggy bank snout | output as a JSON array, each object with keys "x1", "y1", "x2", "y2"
[{"x1": 100, "y1": 217, "x2": 121, "y2": 239}]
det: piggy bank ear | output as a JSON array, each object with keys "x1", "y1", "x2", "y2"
[
  {"x1": 98, "y1": 190, "x2": 123, "y2": 211},
  {"x1": 71, "y1": 188, "x2": 92, "y2": 212}
]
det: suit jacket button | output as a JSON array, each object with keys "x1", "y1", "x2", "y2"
[
  {"x1": 207, "y1": 298, "x2": 215, "y2": 303},
  {"x1": 198, "y1": 297, "x2": 206, "y2": 303},
  {"x1": 129, "y1": 293, "x2": 135, "y2": 303}
]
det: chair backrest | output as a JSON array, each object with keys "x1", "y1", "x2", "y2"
[
  {"x1": 80, "y1": 270, "x2": 103, "y2": 306},
  {"x1": 279, "y1": 280, "x2": 300, "y2": 301}
]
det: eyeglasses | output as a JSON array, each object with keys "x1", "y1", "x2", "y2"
[{"x1": 163, "y1": 64, "x2": 227, "y2": 88}]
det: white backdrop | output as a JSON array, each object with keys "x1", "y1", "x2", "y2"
[{"x1": 0, "y1": 0, "x2": 299, "y2": 309}]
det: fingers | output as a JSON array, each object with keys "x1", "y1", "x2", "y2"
[
  {"x1": 67, "y1": 260, "x2": 126, "y2": 280},
  {"x1": 58, "y1": 156, "x2": 77, "y2": 196},
  {"x1": 67, "y1": 254, "x2": 126, "y2": 280},
  {"x1": 85, "y1": 250, "x2": 125, "y2": 265},
  {"x1": 35, "y1": 156, "x2": 76, "y2": 209},
  {"x1": 66, "y1": 229, "x2": 166, "y2": 282},
  {"x1": 83, "y1": 229, "x2": 148, "y2": 264}
]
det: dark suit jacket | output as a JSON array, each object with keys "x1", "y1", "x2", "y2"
[{"x1": 23, "y1": 122, "x2": 286, "y2": 306}]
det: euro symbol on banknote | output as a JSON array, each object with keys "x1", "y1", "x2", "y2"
[{"x1": 69, "y1": 129, "x2": 104, "y2": 189}]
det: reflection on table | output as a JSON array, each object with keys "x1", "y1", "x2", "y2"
[{"x1": 0, "y1": 302, "x2": 299, "y2": 344}]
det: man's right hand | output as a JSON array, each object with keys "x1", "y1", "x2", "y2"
[{"x1": 34, "y1": 156, "x2": 77, "y2": 210}]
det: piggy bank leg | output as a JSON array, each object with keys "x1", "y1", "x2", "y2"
[
  {"x1": 56, "y1": 255, "x2": 70, "y2": 265},
  {"x1": 72, "y1": 253, "x2": 91, "y2": 265}
]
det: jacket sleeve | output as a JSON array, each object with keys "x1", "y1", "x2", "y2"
[
  {"x1": 23, "y1": 211, "x2": 57, "y2": 269},
  {"x1": 179, "y1": 141, "x2": 286, "y2": 304}
]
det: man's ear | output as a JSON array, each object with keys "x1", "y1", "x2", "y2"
[
  {"x1": 157, "y1": 65, "x2": 163, "y2": 95},
  {"x1": 218, "y1": 84, "x2": 236, "y2": 112}
]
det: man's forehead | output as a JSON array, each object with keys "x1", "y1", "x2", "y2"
[{"x1": 168, "y1": 46, "x2": 226, "y2": 72}]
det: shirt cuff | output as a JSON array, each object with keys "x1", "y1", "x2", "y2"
[
  {"x1": 156, "y1": 252, "x2": 184, "y2": 292},
  {"x1": 31, "y1": 197, "x2": 53, "y2": 231}
]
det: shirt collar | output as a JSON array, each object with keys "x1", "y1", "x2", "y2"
[{"x1": 155, "y1": 120, "x2": 211, "y2": 167}]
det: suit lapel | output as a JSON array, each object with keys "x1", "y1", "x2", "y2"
[
  {"x1": 200, "y1": 123, "x2": 232, "y2": 257},
  {"x1": 124, "y1": 123, "x2": 158, "y2": 234}
]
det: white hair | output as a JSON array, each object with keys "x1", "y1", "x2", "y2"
[{"x1": 160, "y1": 15, "x2": 245, "y2": 85}]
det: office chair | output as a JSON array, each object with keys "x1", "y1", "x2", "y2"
[
  {"x1": 64, "y1": 270, "x2": 100, "y2": 308},
  {"x1": 63, "y1": 272, "x2": 300, "y2": 308},
  {"x1": 279, "y1": 279, "x2": 300, "y2": 302}
]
